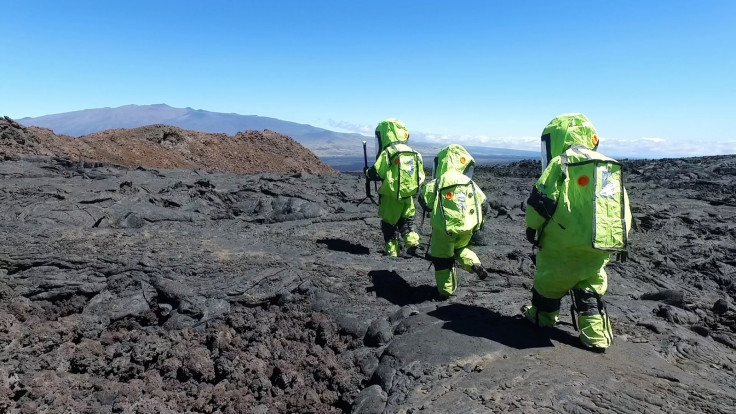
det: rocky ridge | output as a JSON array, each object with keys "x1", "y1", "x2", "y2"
[{"x1": 0, "y1": 116, "x2": 335, "y2": 175}]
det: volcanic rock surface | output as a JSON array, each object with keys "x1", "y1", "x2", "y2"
[{"x1": 1, "y1": 116, "x2": 735, "y2": 413}]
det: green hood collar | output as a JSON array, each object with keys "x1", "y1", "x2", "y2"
[
  {"x1": 433, "y1": 144, "x2": 475, "y2": 178},
  {"x1": 375, "y1": 118, "x2": 409, "y2": 157},
  {"x1": 541, "y1": 113, "x2": 599, "y2": 169}
]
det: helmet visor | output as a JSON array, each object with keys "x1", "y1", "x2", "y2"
[
  {"x1": 374, "y1": 131, "x2": 381, "y2": 159},
  {"x1": 464, "y1": 164, "x2": 475, "y2": 179},
  {"x1": 540, "y1": 138, "x2": 549, "y2": 172}
]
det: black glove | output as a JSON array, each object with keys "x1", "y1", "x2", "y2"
[
  {"x1": 364, "y1": 166, "x2": 379, "y2": 181},
  {"x1": 418, "y1": 195, "x2": 431, "y2": 213},
  {"x1": 525, "y1": 227, "x2": 537, "y2": 245}
]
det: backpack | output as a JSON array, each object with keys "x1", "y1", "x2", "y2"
[
  {"x1": 385, "y1": 143, "x2": 423, "y2": 199},
  {"x1": 436, "y1": 178, "x2": 483, "y2": 235},
  {"x1": 559, "y1": 146, "x2": 628, "y2": 252}
]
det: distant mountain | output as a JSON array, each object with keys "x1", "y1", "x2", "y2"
[
  {"x1": 17, "y1": 104, "x2": 539, "y2": 171},
  {"x1": 17, "y1": 104, "x2": 367, "y2": 158}
]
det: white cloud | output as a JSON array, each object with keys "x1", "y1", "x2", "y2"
[
  {"x1": 324, "y1": 119, "x2": 736, "y2": 159},
  {"x1": 411, "y1": 131, "x2": 539, "y2": 151},
  {"x1": 326, "y1": 119, "x2": 373, "y2": 136},
  {"x1": 598, "y1": 136, "x2": 736, "y2": 158},
  {"x1": 640, "y1": 137, "x2": 666, "y2": 143},
  {"x1": 418, "y1": 132, "x2": 736, "y2": 159}
]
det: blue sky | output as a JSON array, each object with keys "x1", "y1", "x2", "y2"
[{"x1": 2, "y1": 1, "x2": 735, "y2": 158}]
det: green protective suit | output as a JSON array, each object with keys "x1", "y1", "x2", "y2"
[
  {"x1": 524, "y1": 113, "x2": 632, "y2": 350},
  {"x1": 367, "y1": 119, "x2": 425, "y2": 256},
  {"x1": 419, "y1": 144, "x2": 487, "y2": 297}
]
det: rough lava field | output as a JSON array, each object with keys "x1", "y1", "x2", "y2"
[{"x1": 1, "y1": 117, "x2": 735, "y2": 413}]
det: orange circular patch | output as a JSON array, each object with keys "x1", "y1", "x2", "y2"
[
  {"x1": 394, "y1": 158, "x2": 399, "y2": 164},
  {"x1": 460, "y1": 157, "x2": 466, "y2": 164},
  {"x1": 445, "y1": 192, "x2": 453, "y2": 200},
  {"x1": 577, "y1": 175, "x2": 590, "y2": 186},
  {"x1": 592, "y1": 134, "x2": 599, "y2": 146}
]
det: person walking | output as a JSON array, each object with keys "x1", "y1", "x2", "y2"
[
  {"x1": 418, "y1": 144, "x2": 489, "y2": 298},
  {"x1": 365, "y1": 118, "x2": 425, "y2": 257},
  {"x1": 522, "y1": 113, "x2": 632, "y2": 352}
]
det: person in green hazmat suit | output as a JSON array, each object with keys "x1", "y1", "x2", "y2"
[
  {"x1": 365, "y1": 118, "x2": 425, "y2": 257},
  {"x1": 418, "y1": 144, "x2": 489, "y2": 298},
  {"x1": 522, "y1": 113, "x2": 632, "y2": 352}
]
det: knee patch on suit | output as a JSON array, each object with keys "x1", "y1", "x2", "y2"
[
  {"x1": 571, "y1": 289, "x2": 604, "y2": 316},
  {"x1": 532, "y1": 287, "x2": 561, "y2": 313},
  {"x1": 381, "y1": 220, "x2": 398, "y2": 243},
  {"x1": 397, "y1": 216, "x2": 415, "y2": 235},
  {"x1": 432, "y1": 256, "x2": 455, "y2": 271},
  {"x1": 571, "y1": 288, "x2": 613, "y2": 349},
  {"x1": 397, "y1": 217, "x2": 420, "y2": 247}
]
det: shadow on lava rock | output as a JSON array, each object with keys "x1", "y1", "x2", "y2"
[
  {"x1": 428, "y1": 303, "x2": 584, "y2": 350},
  {"x1": 368, "y1": 270, "x2": 439, "y2": 306},
  {"x1": 317, "y1": 238, "x2": 370, "y2": 255}
]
